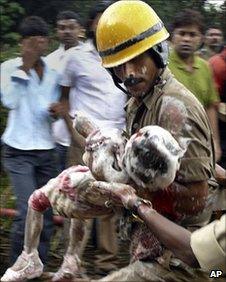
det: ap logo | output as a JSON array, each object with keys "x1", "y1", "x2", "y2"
[{"x1": 209, "y1": 270, "x2": 223, "y2": 278}]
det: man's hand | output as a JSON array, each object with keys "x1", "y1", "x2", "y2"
[
  {"x1": 49, "y1": 101, "x2": 69, "y2": 118},
  {"x1": 20, "y1": 36, "x2": 44, "y2": 72}
]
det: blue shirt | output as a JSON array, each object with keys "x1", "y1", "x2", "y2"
[{"x1": 1, "y1": 57, "x2": 60, "y2": 150}]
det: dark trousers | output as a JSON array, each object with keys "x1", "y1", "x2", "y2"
[
  {"x1": 54, "y1": 143, "x2": 68, "y2": 172},
  {"x1": 2, "y1": 144, "x2": 58, "y2": 264}
]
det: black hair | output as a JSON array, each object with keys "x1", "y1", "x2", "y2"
[
  {"x1": 19, "y1": 16, "x2": 49, "y2": 38},
  {"x1": 205, "y1": 26, "x2": 223, "y2": 35},
  {"x1": 170, "y1": 9, "x2": 205, "y2": 35},
  {"x1": 56, "y1": 10, "x2": 84, "y2": 27},
  {"x1": 86, "y1": 0, "x2": 116, "y2": 38}
]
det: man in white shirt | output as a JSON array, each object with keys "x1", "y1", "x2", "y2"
[
  {"x1": 61, "y1": 40, "x2": 126, "y2": 131},
  {"x1": 46, "y1": 11, "x2": 85, "y2": 171},
  {"x1": 1, "y1": 16, "x2": 60, "y2": 266},
  {"x1": 49, "y1": 2, "x2": 128, "y2": 280},
  {"x1": 61, "y1": 4, "x2": 127, "y2": 167}
]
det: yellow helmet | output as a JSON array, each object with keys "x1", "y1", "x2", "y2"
[{"x1": 96, "y1": 0, "x2": 169, "y2": 68}]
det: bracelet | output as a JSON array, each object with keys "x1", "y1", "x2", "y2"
[
  {"x1": 131, "y1": 198, "x2": 154, "y2": 222},
  {"x1": 105, "y1": 200, "x2": 112, "y2": 208}
]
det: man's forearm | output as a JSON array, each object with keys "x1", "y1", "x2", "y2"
[
  {"x1": 59, "y1": 86, "x2": 85, "y2": 148},
  {"x1": 64, "y1": 114, "x2": 85, "y2": 148},
  {"x1": 137, "y1": 203, "x2": 199, "y2": 267},
  {"x1": 60, "y1": 85, "x2": 70, "y2": 102},
  {"x1": 206, "y1": 105, "x2": 221, "y2": 161}
]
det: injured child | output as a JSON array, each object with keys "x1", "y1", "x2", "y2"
[{"x1": 1, "y1": 112, "x2": 191, "y2": 282}]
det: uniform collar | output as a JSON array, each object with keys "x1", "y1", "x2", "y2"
[
  {"x1": 170, "y1": 48, "x2": 200, "y2": 70},
  {"x1": 143, "y1": 68, "x2": 170, "y2": 110}
]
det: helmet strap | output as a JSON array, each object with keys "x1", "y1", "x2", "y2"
[{"x1": 108, "y1": 68, "x2": 131, "y2": 96}]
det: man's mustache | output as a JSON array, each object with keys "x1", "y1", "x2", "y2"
[{"x1": 124, "y1": 76, "x2": 143, "y2": 87}]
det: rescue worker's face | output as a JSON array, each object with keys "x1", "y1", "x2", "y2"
[
  {"x1": 56, "y1": 19, "x2": 81, "y2": 49},
  {"x1": 205, "y1": 28, "x2": 223, "y2": 51},
  {"x1": 113, "y1": 51, "x2": 159, "y2": 98},
  {"x1": 172, "y1": 25, "x2": 202, "y2": 58}
]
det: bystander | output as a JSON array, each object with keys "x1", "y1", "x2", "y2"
[{"x1": 1, "y1": 16, "x2": 60, "y2": 265}]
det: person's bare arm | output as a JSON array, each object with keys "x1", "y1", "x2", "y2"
[
  {"x1": 136, "y1": 171, "x2": 224, "y2": 268},
  {"x1": 60, "y1": 85, "x2": 70, "y2": 102},
  {"x1": 136, "y1": 203, "x2": 198, "y2": 267},
  {"x1": 136, "y1": 180, "x2": 209, "y2": 266},
  {"x1": 206, "y1": 104, "x2": 222, "y2": 162},
  {"x1": 49, "y1": 86, "x2": 86, "y2": 148},
  {"x1": 64, "y1": 113, "x2": 85, "y2": 148},
  {"x1": 90, "y1": 180, "x2": 208, "y2": 267}
]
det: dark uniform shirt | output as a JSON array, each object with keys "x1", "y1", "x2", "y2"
[
  {"x1": 126, "y1": 67, "x2": 216, "y2": 186},
  {"x1": 126, "y1": 67, "x2": 217, "y2": 227}
]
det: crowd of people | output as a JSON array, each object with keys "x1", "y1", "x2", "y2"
[{"x1": 0, "y1": 1, "x2": 225, "y2": 281}]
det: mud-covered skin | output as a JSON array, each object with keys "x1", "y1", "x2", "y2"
[
  {"x1": 89, "y1": 180, "x2": 209, "y2": 264},
  {"x1": 75, "y1": 111, "x2": 129, "y2": 183},
  {"x1": 29, "y1": 166, "x2": 112, "y2": 219},
  {"x1": 0, "y1": 113, "x2": 129, "y2": 282},
  {"x1": 0, "y1": 165, "x2": 115, "y2": 282},
  {"x1": 0, "y1": 114, "x2": 192, "y2": 282},
  {"x1": 73, "y1": 111, "x2": 98, "y2": 138},
  {"x1": 123, "y1": 126, "x2": 187, "y2": 191},
  {"x1": 84, "y1": 128, "x2": 129, "y2": 183}
]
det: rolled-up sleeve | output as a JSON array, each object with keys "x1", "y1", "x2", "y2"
[{"x1": 190, "y1": 215, "x2": 226, "y2": 272}]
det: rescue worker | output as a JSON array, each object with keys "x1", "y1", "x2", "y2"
[
  {"x1": 91, "y1": 180, "x2": 226, "y2": 275},
  {"x1": 93, "y1": 1, "x2": 219, "y2": 280}
]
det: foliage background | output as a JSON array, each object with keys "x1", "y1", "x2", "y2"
[
  {"x1": 0, "y1": 0, "x2": 225, "y2": 275},
  {"x1": 1, "y1": 0, "x2": 226, "y2": 62},
  {"x1": 0, "y1": 0, "x2": 226, "y2": 182}
]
